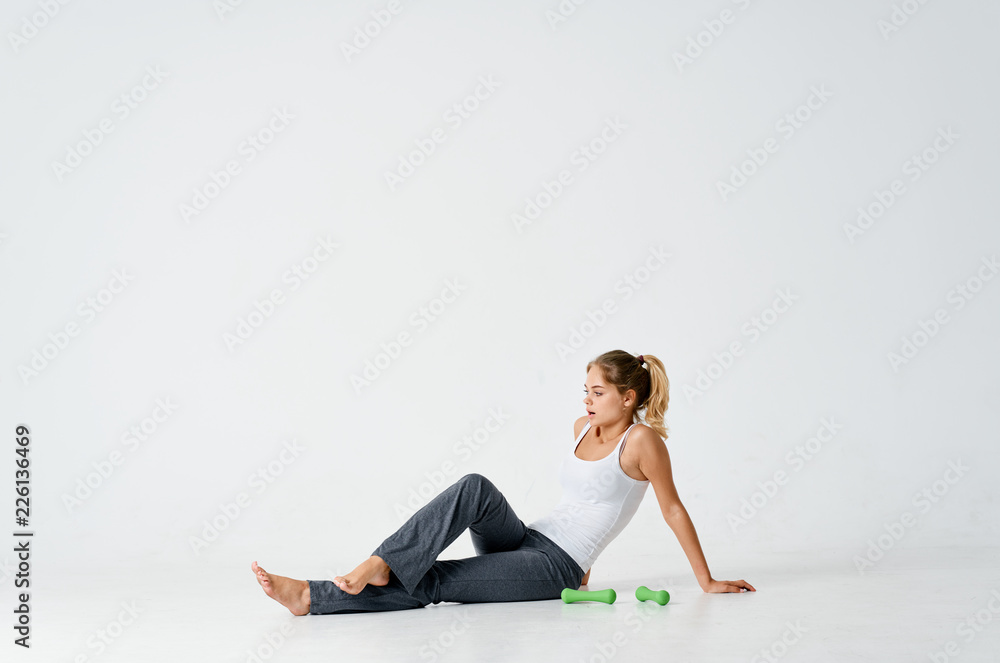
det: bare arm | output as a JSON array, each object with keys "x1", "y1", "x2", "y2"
[
  {"x1": 636, "y1": 430, "x2": 755, "y2": 593},
  {"x1": 662, "y1": 503, "x2": 713, "y2": 589},
  {"x1": 573, "y1": 416, "x2": 594, "y2": 588}
]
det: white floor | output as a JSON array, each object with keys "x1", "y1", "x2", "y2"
[{"x1": 18, "y1": 547, "x2": 1000, "y2": 662}]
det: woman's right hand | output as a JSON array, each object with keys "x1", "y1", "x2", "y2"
[
  {"x1": 702, "y1": 578, "x2": 756, "y2": 593},
  {"x1": 581, "y1": 568, "x2": 591, "y2": 585}
]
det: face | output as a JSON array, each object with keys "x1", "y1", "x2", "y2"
[{"x1": 583, "y1": 366, "x2": 628, "y2": 426}]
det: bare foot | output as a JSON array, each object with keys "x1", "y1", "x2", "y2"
[
  {"x1": 251, "y1": 561, "x2": 311, "y2": 616},
  {"x1": 333, "y1": 555, "x2": 391, "y2": 595}
]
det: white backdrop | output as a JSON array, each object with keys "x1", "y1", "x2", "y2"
[{"x1": 2, "y1": 0, "x2": 998, "y2": 588}]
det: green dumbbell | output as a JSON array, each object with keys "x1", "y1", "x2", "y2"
[
  {"x1": 635, "y1": 585, "x2": 670, "y2": 605},
  {"x1": 561, "y1": 588, "x2": 617, "y2": 604}
]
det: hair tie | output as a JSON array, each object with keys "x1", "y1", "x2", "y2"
[{"x1": 637, "y1": 354, "x2": 644, "y2": 365}]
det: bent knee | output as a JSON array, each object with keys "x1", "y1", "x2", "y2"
[{"x1": 459, "y1": 472, "x2": 490, "y2": 488}]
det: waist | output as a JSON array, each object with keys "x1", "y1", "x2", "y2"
[{"x1": 523, "y1": 527, "x2": 586, "y2": 575}]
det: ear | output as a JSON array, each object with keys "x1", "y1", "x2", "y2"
[{"x1": 625, "y1": 388, "x2": 637, "y2": 406}]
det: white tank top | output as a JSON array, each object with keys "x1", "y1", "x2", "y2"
[{"x1": 528, "y1": 421, "x2": 649, "y2": 571}]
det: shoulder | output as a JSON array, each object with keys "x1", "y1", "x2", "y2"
[
  {"x1": 620, "y1": 424, "x2": 669, "y2": 482},
  {"x1": 573, "y1": 415, "x2": 589, "y2": 438},
  {"x1": 625, "y1": 424, "x2": 673, "y2": 483},
  {"x1": 626, "y1": 424, "x2": 668, "y2": 457}
]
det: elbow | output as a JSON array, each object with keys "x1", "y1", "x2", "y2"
[{"x1": 662, "y1": 503, "x2": 687, "y2": 523}]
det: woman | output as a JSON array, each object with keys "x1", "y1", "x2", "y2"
[{"x1": 252, "y1": 350, "x2": 755, "y2": 615}]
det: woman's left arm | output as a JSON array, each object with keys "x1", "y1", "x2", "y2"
[{"x1": 636, "y1": 431, "x2": 756, "y2": 593}]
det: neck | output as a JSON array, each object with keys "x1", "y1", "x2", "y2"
[{"x1": 592, "y1": 418, "x2": 630, "y2": 443}]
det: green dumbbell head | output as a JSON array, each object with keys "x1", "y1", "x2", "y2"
[
  {"x1": 635, "y1": 585, "x2": 670, "y2": 605},
  {"x1": 561, "y1": 588, "x2": 617, "y2": 604}
]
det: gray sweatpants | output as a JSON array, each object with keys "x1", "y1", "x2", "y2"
[{"x1": 307, "y1": 473, "x2": 585, "y2": 614}]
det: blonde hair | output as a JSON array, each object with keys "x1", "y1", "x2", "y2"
[{"x1": 586, "y1": 350, "x2": 669, "y2": 440}]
